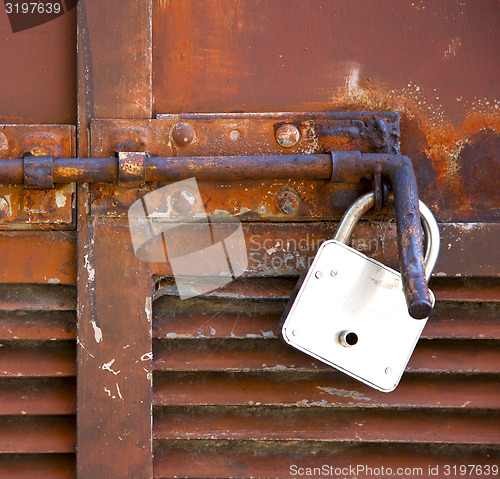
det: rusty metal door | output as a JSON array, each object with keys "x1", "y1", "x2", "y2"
[{"x1": 0, "y1": 1, "x2": 499, "y2": 478}]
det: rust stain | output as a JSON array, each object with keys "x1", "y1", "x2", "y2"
[{"x1": 330, "y1": 72, "x2": 500, "y2": 220}]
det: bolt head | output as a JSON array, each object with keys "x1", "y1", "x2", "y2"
[
  {"x1": 230, "y1": 129, "x2": 240, "y2": 140},
  {"x1": 275, "y1": 189, "x2": 300, "y2": 215},
  {"x1": 171, "y1": 122, "x2": 196, "y2": 147},
  {"x1": 275, "y1": 123, "x2": 300, "y2": 148}
]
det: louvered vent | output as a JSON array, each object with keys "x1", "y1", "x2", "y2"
[
  {"x1": 152, "y1": 277, "x2": 500, "y2": 478},
  {"x1": 0, "y1": 285, "x2": 76, "y2": 479}
]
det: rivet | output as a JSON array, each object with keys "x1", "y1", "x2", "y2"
[
  {"x1": 0, "y1": 197, "x2": 9, "y2": 220},
  {"x1": 171, "y1": 122, "x2": 196, "y2": 147},
  {"x1": 171, "y1": 189, "x2": 198, "y2": 214},
  {"x1": 275, "y1": 189, "x2": 300, "y2": 215},
  {"x1": 330, "y1": 270, "x2": 338, "y2": 277},
  {"x1": 385, "y1": 367, "x2": 392, "y2": 375},
  {"x1": 0, "y1": 131, "x2": 8, "y2": 153},
  {"x1": 275, "y1": 123, "x2": 300, "y2": 148},
  {"x1": 292, "y1": 329, "x2": 299, "y2": 336},
  {"x1": 315, "y1": 271, "x2": 322, "y2": 279},
  {"x1": 230, "y1": 129, "x2": 240, "y2": 140}
]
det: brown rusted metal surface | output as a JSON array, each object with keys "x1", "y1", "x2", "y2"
[
  {"x1": 153, "y1": 0, "x2": 500, "y2": 223},
  {"x1": 153, "y1": 1, "x2": 499, "y2": 123},
  {"x1": 0, "y1": 416, "x2": 75, "y2": 453},
  {"x1": 0, "y1": 454, "x2": 75, "y2": 479},
  {"x1": 77, "y1": 0, "x2": 152, "y2": 157},
  {"x1": 154, "y1": 442, "x2": 500, "y2": 479},
  {"x1": 0, "y1": 311, "x2": 76, "y2": 340},
  {"x1": 153, "y1": 372, "x2": 500, "y2": 410},
  {"x1": 153, "y1": 338, "x2": 500, "y2": 374},
  {"x1": 92, "y1": 113, "x2": 399, "y2": 156},
  {"x1": 0, "y1": 6, "x2": 76, "y2": 125},
  {"x1": 0, "y1": 125, "x2": 75, "y2": 228},
  {"x1": 153, "y1": 407, "x2": 500, "y2": 444},
  {"x1": 0, "y1": 232, "x2": 76, "y2": 284},
  {"x1": 77, "y1": 213, "x2": 153, "y2": 478},
  {"x1": 0, "y1": 378, "x2": 75, "y2": 415}
]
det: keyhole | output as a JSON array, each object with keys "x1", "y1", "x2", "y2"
[{"x1": 339, "y1": 331, "x2": 358, "y2": 347}]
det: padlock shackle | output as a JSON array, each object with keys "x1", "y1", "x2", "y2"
[
  {"x1": 334, "y1": 191, "x2": 440, "y2": 282},
  {"x1": 420, "y1": 200, "x2": 440, "y2": 282}
]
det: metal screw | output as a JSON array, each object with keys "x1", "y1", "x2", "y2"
[
  {"x1": 171, "y1": 122, "x2": 196, "y2": 147},
  {"x1": 0, "y1": 197, "x2": 9, "y2": 220},
  {"x1": 385, "y1": 367, "x2": 392, "y2": 375},
  {"x1": 230, "y1": 129, "x2": 240, "y2": 140},
  {"x1": 330, "y1": 270, "x2": 337, "y2": 277},
  {"x1": 0, "y1": 131, "x2": 8, "y2": 153},
  {"x1": 275, "y1": 189, "x2": 300, "y2": 215},
  {"x1": 315, "y1": 271, "x2": 322, "y2": 279},
  {"x1": 275, "y1": 123, "x2": 300, "y2": 148}
]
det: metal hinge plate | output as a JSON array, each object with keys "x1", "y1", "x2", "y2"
[{"x1": 0, "y1": 125, "x2": 75, "y2": 229}]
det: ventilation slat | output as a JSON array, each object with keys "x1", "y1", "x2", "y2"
[
  {"x1": 153, "y1": 372, "x2": 500, "y2": 409},
  {"x1": 0, "y1": 232, "x2": 76, "y2": 285},
  {"x1": 0, "y1": 311, "x2": 76, "y2": 340},
  {"x1": 0, "y1": 285, "x2": 76, "y2": 311},
  {"x1": 0, "y1": 379, "x2": 75, "y2": 415},
  {"x1": 0, "y1": 454, "x2": 75, "y2": 479},
  {"x1": 154, "y1": 277, "x2": 500, "y2": 302},
  {"x1": 153, "y1": 407, "x2": 500, "y2": 444},
  {"x1": 0, "y1": 341, "x2": 76, "y2": 377},
  {"x1": 153, "y1": 299, "x2": 500, "y2": 340},
  {"x1": 153, "y1": 441, "x2": 500, "y2": 479},
  {"x1": 0, "y1": 417, "x2": 75, "y2": 453},
  {"x1": 153, "y1": 339, "x2": 500, "y2": 374}
]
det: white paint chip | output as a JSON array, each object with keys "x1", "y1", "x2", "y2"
[
  {"x1": 102, "y1": 359, "x2": 120, "y2": 375},
  {"x1": 91, "y1": 320, "x2": 103, "y2": 343}
]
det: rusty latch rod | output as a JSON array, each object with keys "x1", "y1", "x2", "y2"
[
  {"x1": 331, "y1": 151, "x2": 433, "y2": 319},
  {"x1": 0, "y1": 151, "x2": 432, "y2": 319}
]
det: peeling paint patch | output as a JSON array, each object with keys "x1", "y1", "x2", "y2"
[
  {"x1": 317, "y1": 386, "x2": 370, "y2": 401},
  {"x1": 145, "y1": 297, "x2": 152, "y2": 323},
  {"x1": 91, "y1": 320, "x2": 102, "y2": 343},
  {"x1": 47, "y1": 278, "x2": 61, "y2": 284},
  {"x1": 84, "y1": 254, "x2": 95, "y2": 282},
  {"x1": 102, "y1": 359, "x2": 120, "y2": 375},
  {"x1": 261, "y1": 331, "x2": 276, "y2": 338},
  {"x1": 55, "y1": 191, "x2": 67, "y2": 208},
  {"x1": 104, "y1": 387, "x2": 116, "y2": 399},
  {"x1": 116, "y1": 382, "x2": 123, "y2": 400},
  {"x1": 141, "y1": 352, "x2": 153, "y2": 361}
]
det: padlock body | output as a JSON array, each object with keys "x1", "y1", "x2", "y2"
[{"x1": 281, "y1": 239, "x2": 434, "y2": 392}]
